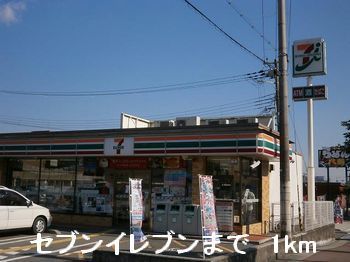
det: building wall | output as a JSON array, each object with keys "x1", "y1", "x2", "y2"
[
  {"x1": 261, "y1": 160, "x2": 270, "y2": 234},
  {"x1": 269, "y1": 153, "x2": 303, "y2": 229}
]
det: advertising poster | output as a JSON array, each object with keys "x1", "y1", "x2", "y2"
[
  {"x1": 199, "y1": 175, "x2": 219, "y2": 239},
  {"x1": 164, "y1": 170, "x2": 187, "y2": 197},
  {"x1": 129, "y1": 179, "x2": 145, "y2": 242},
  {"x1": 216, "y1": 200, "x2": 234, "y2": 231}
]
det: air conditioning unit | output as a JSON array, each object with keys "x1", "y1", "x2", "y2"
[
  {"x1": 237, "y1": 118, "x2": 259, "y2": 124},
  {"x1": 175, "y1": 116, "x2": 200, "y2": 127},
  {"x1": 153, "y1": 120, "x2": 176, "y2": 127},
  {"x1": 236, "y1": 118, "x2": 249, "y2": 125},
  {"x1": 247, "y1": 117, "x2": 259, "y2": 124},
  {"x1": 229, "y1": 119, "x2": 238, "y2": 124},
  {"x1": 207, "y1": 119, "x2": 229, "y2": 126}
]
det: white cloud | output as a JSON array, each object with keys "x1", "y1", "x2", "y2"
[{"x1": 0, "y1": 1, "x2": 26, "y2": 25}]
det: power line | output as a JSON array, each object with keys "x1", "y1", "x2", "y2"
[
  {"x1": 143, "y1": 93, "x2": 274, "y2": 118},
  {"x1": 225, "y1": 0, "x2": 276, "y2": 54},
  {"x1": 152, "y1": 99, "x2": 274, "y2": 120},
  {"x1": 261, "y1": 0, "x2": 266, "y2": 60},
  {"x1": 0, "y1": 94, "x2": 274, "y2": 130},
  {"x1": 289, "y1": 106, "x2": 308, "y2": 171},
  {"x1": 287, "y1": 0, "x2": 292, "y2": 55},
  {"x1": 183, "y1": 0, "x2": 265, "y2": 63},
  {"x1": 0, "y1": 70, "x2": 268, "y2": 97}
]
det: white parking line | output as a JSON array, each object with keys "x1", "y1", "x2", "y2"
[
  {"x1": 0, "y1": 234, "x2": 52, "y2": 247},
  {"x1": 0, "y1": 238, "x2": 36, "y2": 247},
  {"x1": 4, "y1": 252, "x2": 19, "y2": 256},
  {"x1": 0, "y1": 236, "x2": 34, "y2": 244},
  {"x1": 0, "y1": 254, "x2": 34, "y2": 262},
  {"x1": 0, "y1": 255, "x2": 8, "y2": 260},
  {"x1": 0, "y1": 241, "x2": 100, "y2": 262}
]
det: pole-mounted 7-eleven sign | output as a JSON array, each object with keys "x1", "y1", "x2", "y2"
[{"x1": 293, "y1": 38, "x2": 327, "y2": 77}]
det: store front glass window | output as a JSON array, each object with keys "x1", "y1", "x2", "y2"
[
  {"x1": 75, "y1": 158, "x2": 113, "y2": 216},
  {"x1": 39, "y1": 159, "x2": 76, "y2": 212},
  {"x1": 241, "y1": 158, "x2": 261, "y2": 225},
  {"x1": 207, "y1": 158, "x2": 236, "y2": 199},
  {"x1": 150, "y1": 157, "x2": 192, "y2": 209},
  {"x1": 10, "y1": 159, "x2": 40, "y2": 202}
]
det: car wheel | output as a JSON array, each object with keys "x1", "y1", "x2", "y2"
[{"x1": 32, "y1": 217, "x2": 47, "y2": 234}]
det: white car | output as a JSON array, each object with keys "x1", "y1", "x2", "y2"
[{"x1": 0, "y1": 186, "x2": 52, "y2": 234}]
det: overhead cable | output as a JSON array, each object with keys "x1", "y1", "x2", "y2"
[
  {"x1": 183, "y1": 0, "x2": 265, "y2": 63},
  {"x1": 226, "y1": 0, "x2": 276, "y2": 53},
  {"x1": 0, "y1": 70, "x2": 268, "y2": 97}
]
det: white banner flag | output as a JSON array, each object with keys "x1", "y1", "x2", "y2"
[{"x1": 129, "y1": 178, "x2": 145, "y2": 242}]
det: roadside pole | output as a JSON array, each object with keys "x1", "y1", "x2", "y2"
[
  {"x1": 278, "y1": 0, "x2": 291, "y2": 237},
  {"x1": 326, "y1": 166, "x2": 330, "y2": 200},
  {"x1": 307, "y1": 76, "x2": 315, "y2": 202}
]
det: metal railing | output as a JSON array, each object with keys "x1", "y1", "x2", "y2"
[
  {"x1": 270, "y1": 201, "x2": 334, "y2": 234},
  {"x1": 270, "y1": 202, "x2": 303, "y2": 233},
  {"x1": 303, "y1": 201, "x2": 334, "y2": 232}
]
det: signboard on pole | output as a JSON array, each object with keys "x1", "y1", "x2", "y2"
[
  {"x1": 129, "y1": 178, "x2": 145, "y2": 242},
  {"x1": 318, "y1": 147, "x2": 350, "y2": 168},
  {"x1": 293, "y1": 38, "x2": 327, "y2": 77},
  {"x1": 292, "y1": 85, "x2": 328, "y2": 101},
  {"x1": 199, "y1": 175, "x2": 219, "y2": 238}
]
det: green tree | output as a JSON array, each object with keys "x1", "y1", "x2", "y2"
[
  {"x1": 341, "y1": 120, "x2": 350, "y2": 217},
  {"x1": 341, "y1": 120, "x2": 350, "y2": 152}
]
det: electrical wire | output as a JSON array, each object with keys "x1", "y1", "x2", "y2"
[
  {"x1": 0, "y1": 94, "x2": 274, "y2": 131},
  {"x1": 225, "y1": 0, "x2": 276, "y2": 53},
  {"x1": 261, "y1": 0, "x2": 266, "y2": 60},
  {"x1": 142, "y1": 93, "x2": 274, "y2": 118},
  {"x1": 183, "y1": 0, "x2": 265, "y2": 63},
  {"x1": 289, "y1": 106, "x2": 308, "y2": 171},
  {"x1": 0, "y1": 70, "x2": 268, "y2": 97},
  {"x1": 287, "y1": 0, "x2": 292, "y2": 56}
]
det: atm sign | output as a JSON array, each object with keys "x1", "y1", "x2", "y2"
[{"x1": 292, "y1": 85, "x2": 328, "y2": 101}]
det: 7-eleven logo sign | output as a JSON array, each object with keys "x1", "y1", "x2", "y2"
[
  {"x1": 104, "y1": 137, "x2": 134, "y2": 155},
  {"x1": 293, "y1": 38, "x2": 326, "y2": 77}
]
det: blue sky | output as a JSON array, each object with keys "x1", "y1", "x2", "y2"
[{"x1": 0, "y1": 0, "x2": 349, "y2": 181}]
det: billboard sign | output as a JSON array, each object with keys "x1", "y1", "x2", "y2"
[
  {"x1": 292, "y1": 85, "x2": 328, "y2": 101},
  {"x1": 293, "y1": 38, "x2": 327, "y2": 77},
  {"x1": 318, "y1": 147, "x2": 350, "y2": 168}
]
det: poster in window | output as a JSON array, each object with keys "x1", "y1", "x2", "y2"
[
  {"x1": 83, "y1": 158, "x2": 103, "y2": 176},
  {"x1": 164, "y1": 170, "x2": 187, "y2": 196}
]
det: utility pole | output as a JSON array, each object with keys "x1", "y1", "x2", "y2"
[{"x1": 278, "y1": 0, "x2": 291, "y2": 237}]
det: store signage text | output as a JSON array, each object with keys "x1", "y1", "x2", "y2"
[{"x1": 292, "y1": 85, "x2": 328, "y2": 101}]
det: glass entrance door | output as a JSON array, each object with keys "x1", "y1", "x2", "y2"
[{"x1": 113, "y1": 170, "x2": 151, "y2": 228}]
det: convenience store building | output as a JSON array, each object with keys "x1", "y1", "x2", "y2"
[{"x1": 0, "y1": 120, "x2": 302, "y2": 235}]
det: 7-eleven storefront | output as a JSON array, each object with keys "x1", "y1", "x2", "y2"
[{"x1": 0, "y1": 125, "x2": 285, "y2": 235}]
